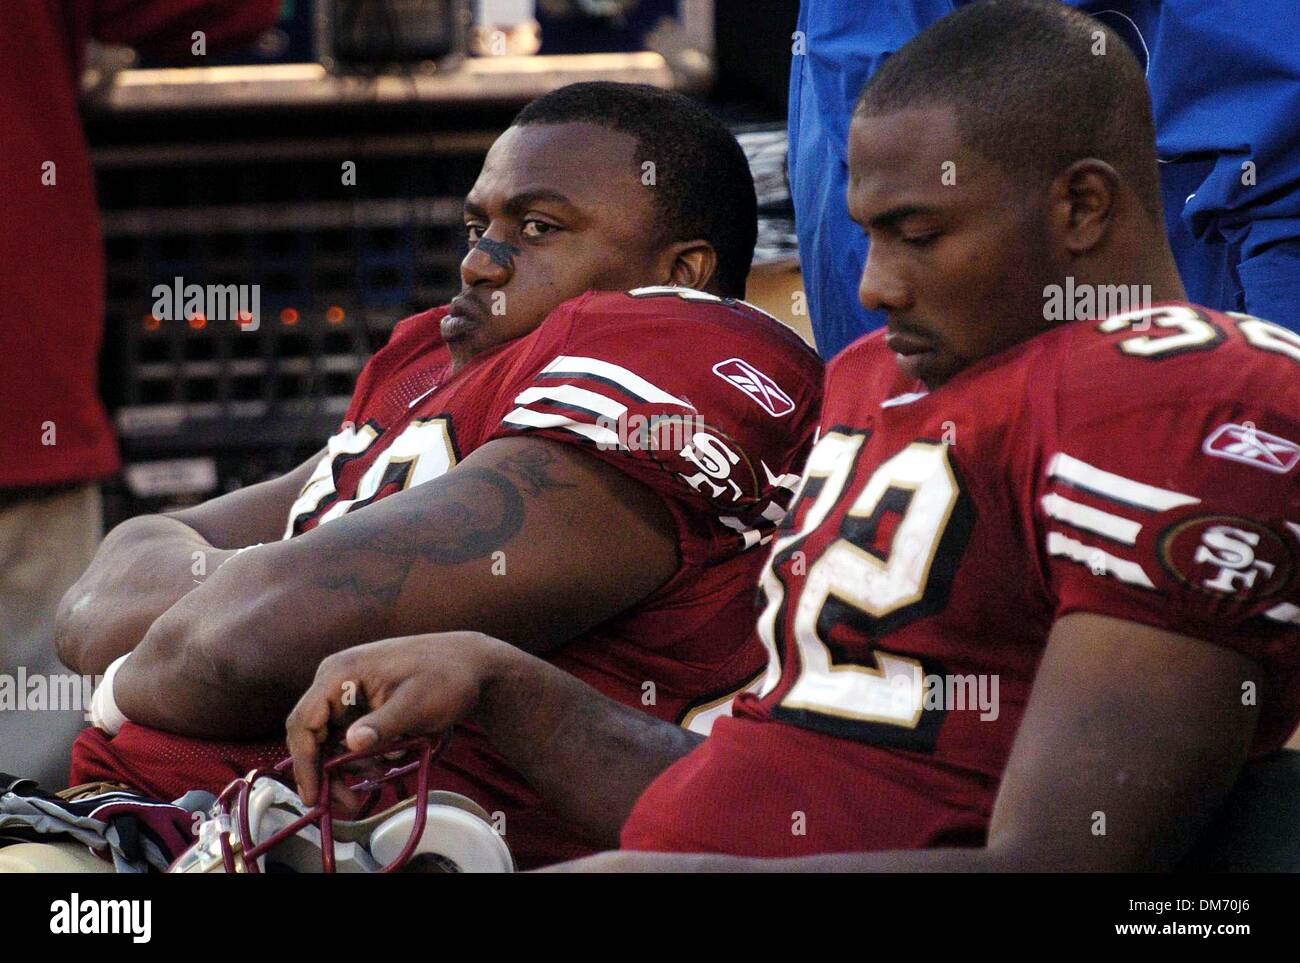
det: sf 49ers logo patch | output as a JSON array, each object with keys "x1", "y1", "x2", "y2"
[{"x1": 1158, "y1": 515, "x2": 1295, "y2": 600}]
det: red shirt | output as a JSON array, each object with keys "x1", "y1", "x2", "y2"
[
  {"x1": 71, "y1": 288, "x2": 825, "y2": 867},
  {"x1": 0, "y1": 0, "x2": 278, "y2": 487},
  {"x1": 622, "y1": 303, "x2": 1300, "y2": 857}
]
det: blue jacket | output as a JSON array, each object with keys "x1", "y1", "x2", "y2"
[{"x1": 789, "y1": 0, "x2": 1300, "y2": 358}]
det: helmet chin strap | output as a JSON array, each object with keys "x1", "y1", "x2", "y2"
[{"x1": 169, "y1": 734, "x2": 514, "y2": 873}]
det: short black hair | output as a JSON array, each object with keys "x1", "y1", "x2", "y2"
[
  {"x1": 512, "y1": 82, "x2": 757, "y2": 297},
  {"x1": 855, "y1": 0, "x2": 1161, "y2": 218}
]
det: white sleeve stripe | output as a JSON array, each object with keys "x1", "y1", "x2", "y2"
[
  {"x1": 1041, "y1": 493, "x2": 1142, "y2": 545},
  {"x1": 513, "y1": 384, "x2": 628, "y2": 421},
  {"x1": 539, "y1": 356, "x2": 694, "y2": 408},
  {"x1": 1047, "y1": 452, "x2": 1200, "y2": 512},
  {"x1": 761, "y1": 460, "x2": 802, "y2": 492},
  {"x1": 719, "y1": 516, "x2": 766, "y2": 549},
  {"x1": 501, "y1": 407, "x2": 623, "y2": 448},
  {"x1": 1265, "y1": 603, "x2": 1300, "y2": 626},
  {"x1": 1046, "y1": 531, "x2": 1156, "y2": 588},
  {"x1": 880, "y1": 391, "x2": 930, "y2": 409}
]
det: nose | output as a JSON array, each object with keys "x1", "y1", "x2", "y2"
[
  {"x1": 857, "y1": 238, "x2": 911, "y2": 314},
  {"x1": 460, "y1": 231, "x2": 512, "y2": 289}
]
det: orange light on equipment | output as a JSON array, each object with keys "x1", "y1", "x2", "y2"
[
  {"x1": 143, "y1": 314, "x2": 161, "y2": 331},
  {"x1": 188, "y1": 312, "x2": 207, "y2": 330},
  {"x1": 326, "y1": 305, "x2": 345, "y2": 325},
  {"x1": 280, "y1": 307, "x2": 300, "y2": 326}
]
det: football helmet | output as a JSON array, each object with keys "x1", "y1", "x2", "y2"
[{"x1": 169, "y1": 735, "x2": 513, "y2": 873}]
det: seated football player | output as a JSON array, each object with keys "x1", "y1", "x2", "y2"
[
  {"x1": 284, "y1": 1, "x2": 1300, "y2": 871},
  {"x1": 51, "y1": 81, "x2": 823, "y2": 868}
]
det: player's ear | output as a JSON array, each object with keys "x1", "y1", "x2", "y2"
[
  {"x1": 1052, "y1": 159, "x2": 1120, "y2": 256},
  {"x1": 660, "y1": 240, "x2": 718, "y2": 291}
]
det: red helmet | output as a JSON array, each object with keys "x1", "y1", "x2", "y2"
[{"x1": 169, "y1": 735, "x2": 514, "y2": 873}]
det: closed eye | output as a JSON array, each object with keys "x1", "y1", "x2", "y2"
[
  {"x1": 860, "y1": 226, "x2": 941, "y2": 249},
  {"x1": 902, "y1": 232, "x2": 940, "y2": 248}
]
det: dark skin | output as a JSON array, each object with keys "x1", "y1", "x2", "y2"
[
  {"x1": 288, "y1": 615, "x2": 1257, "y2": 871},
  {"x1": 54, "y1": 122, "x2": 722, "y2": 738},
  {"x1": 848, "y1": 107, "x2": 1185, "y2": 387},
  {"x1": 444, "y1": 121, "x2": 719, "y2": 367},
  {"x1": 288, "y1": 107, "x2": 1262, "y2": 871}
]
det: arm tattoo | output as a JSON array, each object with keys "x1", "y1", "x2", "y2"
[
  {"x1": 309, "y1": 450, "x2": 572, "y2": 607},
  {"x1": 493, "y1": 445, "x2": 578, "y2": 497}
]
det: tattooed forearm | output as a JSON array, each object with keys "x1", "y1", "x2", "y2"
[
  {"x1": 494, "y1": 445, "x2": 578, "y2": 497},
  {"x1": 348, "y1": 468, "x2": 524, "y2": 565},
  {"x1": 310, "y1": 466, "x2": 524, "y2": 605},
  {"x1": 302, "y1": 439, "x2": 591, "y2": 617}
]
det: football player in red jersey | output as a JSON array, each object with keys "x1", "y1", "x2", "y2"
[
  {"x1": 51, "y1": 82, "x2": 823, "y2": 867},
  {"x1": 286, "y1": 1, "x2": 1300, "y2": 871}
]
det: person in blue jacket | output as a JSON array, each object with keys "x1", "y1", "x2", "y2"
[{"x1": 790, "y1": 0, "x2": 1300, "y2": 358}]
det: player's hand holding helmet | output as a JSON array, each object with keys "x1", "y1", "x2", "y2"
[
  {"x1": 285, "y1": 631, "x2": 513, "y2": 808},
  {"x1": 170, "y1": 732, "x2": 513, "y2": 873},
  {"x1": 171, "y1": 633, "x2": 519, "y2": 874}
]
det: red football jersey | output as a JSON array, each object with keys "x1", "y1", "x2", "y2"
[
  {"x1": 622, "y1": 303, "x2": 1300, "y2": 857},
  {"x1": 70, "y1": 287, "x2": 823, "y2": 867}
]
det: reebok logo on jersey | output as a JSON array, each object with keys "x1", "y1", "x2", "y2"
[
  {"x1": 1203, "y1": 422, "x2": 1300, "y2": 474},
  {"x1": 712, "y1": 358, "x2": 795, "y2": 417}
]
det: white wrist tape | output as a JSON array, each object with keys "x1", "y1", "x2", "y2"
[{"x1": 89, "y1": 653, "x2": 131, "y2": 736}]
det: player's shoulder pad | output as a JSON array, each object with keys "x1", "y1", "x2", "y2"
[
  {"x1": 497, "y1": 288, "x2": 823, "y2": 547},
  {"x1": 1037, "y1": 304, "x2": 1300, "y2": 629},
  {"x1": 571, "y1": 286, "x2": 820, "y2": 357},
  {"x1": 545, "y1": 287, "x2": 824, "y2": 407},
  {"x1": 1052, "y1": 302, "x2": 1300, "y2": 417}
]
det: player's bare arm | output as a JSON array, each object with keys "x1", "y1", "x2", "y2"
[
  {"x1": 285, "y1": 631, "x2": 700, "y2": 847},
  {"x1": 285, "y1": 612, "x2": 1258, "y2": 872},
  {"x1": 54, "y1": 447, "x2": 326, "y2": 676},
  {"x1": 113, "y1": 433, "x2": 680, "y2": 739},
  {"x1": 545, "y1": 613, "x2": 1259, "y2": 871},
  {"x1": 59, "y1": 112, "x2": 743, "y2": 690}
]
